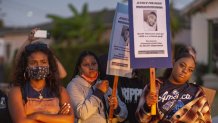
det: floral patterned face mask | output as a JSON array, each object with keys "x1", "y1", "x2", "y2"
[{"x1": 26, "y1": 66, "x2": 49, "y2": 80}]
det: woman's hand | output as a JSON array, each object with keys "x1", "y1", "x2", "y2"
[
  {"x1": 96, "y1": 80, "x2": 109, "y2": 93},
  {"x1": 28, "y1": 28, "x2": 40, "y2": 42},
  {"x1": 58, "y1": 103, "x2": 71, "y2": 115},
  {"x1": 145, "y1": 92, "x2": 158, "y2": 107},
  {"x1": 27, "y1": 112, "x2": 41, "y2": 121},
  {"x1": 108, "y1": 96, "x2": 118, "y2": 109}
]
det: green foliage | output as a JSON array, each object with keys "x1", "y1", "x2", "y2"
[
  {"x1": 170, "y1": 1, "x2": 186, "y2": 38},
  {"x1": 47, "y1": 3, "x2": 105, "y2": 45},
  {"x1": 51, "y1": 43, "x2": 109, "y2": 86}
]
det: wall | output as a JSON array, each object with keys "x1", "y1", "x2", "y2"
[
  {"x1": 191, "y1": 12, "x2": 208, "y2": 64},
  {"x1": 191, "y1": 0, "x2": 218, "y2": 64},
  {"x1": 3, "y1": 32, "x2": 27, "y2": 62}
]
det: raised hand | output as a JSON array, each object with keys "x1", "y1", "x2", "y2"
[
  {"x1": 108, "y1": 96, "x2": 118, "y2": 109},
  {"x1": 96, "y1": 80, "x2": 109, "y2": 93},
  {"x1": 145, "y1": 92, "x2": 158, "y2": 107},
  {"x1": 28, "y1": 28, "x2": 40, "y2": 42}
]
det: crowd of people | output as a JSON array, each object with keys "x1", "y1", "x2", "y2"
[{"x1": 0, "y1": 28, "x2": 213, "y2": 123}]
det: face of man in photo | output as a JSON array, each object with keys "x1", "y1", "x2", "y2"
[
  {"x1": 147, "y1": 13, "x2": 157, "y2": 26},
  {"x1": 123, "y1": 29, "x2": 129, "y2": 41}
]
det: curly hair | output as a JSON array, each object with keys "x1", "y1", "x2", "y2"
[
  {"x1": 12, "y1": 42, "x2": 61, "y2": 98},
  {"x1": 72, "y1": 50, "x2": 102, "y2": 79}
]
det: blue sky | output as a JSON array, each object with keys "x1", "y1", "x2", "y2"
[{"x1": 1, "y1": 0, "x2": 193, "y2": 27}]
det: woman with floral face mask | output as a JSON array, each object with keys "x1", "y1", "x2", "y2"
[
  {"x1": 15, "y1": 28, "x2": 67, "y2": 79},
  {"x1": 136, "y1": 46, "x2": 212, "y2": 123},
  {"x1": 67, "y1": 51, "x2": 128, "y2": 123},
  {"x1": 8, "y1": 42, "x2": 74, "y2": 123}
]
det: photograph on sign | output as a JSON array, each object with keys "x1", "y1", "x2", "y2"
[
  {"x1": 143, "y1": 10, "x2": 158, "y2": 31},
  {"x1": 132, "y1": 0, "x2": 168, "y2": 58}
]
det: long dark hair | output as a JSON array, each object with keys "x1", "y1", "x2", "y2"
[
  {"x1": 73, "y1": 50, "x2": 101, "y2": 78},
  {"x1": 161, "y1": 46, "x2": 197, "y2": 80},
  {"x1": 12, "y1": 42, "x2": 61, "y2": 98}
]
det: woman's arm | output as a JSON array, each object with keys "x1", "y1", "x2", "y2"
[
  {"x1": 170, "y1": 96, "x2": 212, "y2": 123},
  {"x1": 8, "y1": 87, "x2": 40, "y2": 123},
  {"x1": 182, "y1": 87, "x2": 212, "y2": 122},
  {"x1": 27, "y1": 87, "x2": 74, "y2": 123},
  {"x1": 55, "y1": 57, "x2": 67, "y2": 79}
]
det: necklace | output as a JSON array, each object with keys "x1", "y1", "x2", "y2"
[{"x1": 38, "y1": 89, "x2": 44, "y2": 99}]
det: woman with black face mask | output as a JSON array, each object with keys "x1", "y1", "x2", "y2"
[
  {"x1": 8, "y1": 42, "x2": 74, "y2": 123},
  {"x1": 15, "y1": 28, "x2": 67, "y2": 79}
]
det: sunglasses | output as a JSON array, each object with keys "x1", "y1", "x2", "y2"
[{"x1": 25, "y1": 43, "x2": 48, "y2": 52}]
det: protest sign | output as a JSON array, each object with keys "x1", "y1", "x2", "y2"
[
  {"x1": 107, "y1": 3, "x2": 133, "y2": 121},
  {"x1": 128, "y1": 0, "x2": 171, "y2": 115},
  {"x1": 129, "y1": 0, "x2": 172, "y2": 69},
  {"x1": 107, "y1": 3, "x2": 133, "y2": 78}
]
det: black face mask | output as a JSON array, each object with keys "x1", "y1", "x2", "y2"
[{"x1": 26, "y1": 66, "x2": 49, "y2": 80}]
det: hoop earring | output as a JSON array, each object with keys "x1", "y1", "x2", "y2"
[{"x1": 24, "y1": 72, "x2": 27, "y2": 80}]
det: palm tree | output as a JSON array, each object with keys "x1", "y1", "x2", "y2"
[{"x1": 47, "y1": 3, "x2": 105, "y2": 46}]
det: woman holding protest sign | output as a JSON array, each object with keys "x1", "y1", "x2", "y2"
[
  {"x1": 136, "y1": 46, "x2": 212, "y2": 123},
  {"x1": 67, "y1": 50, "x2": 127, "y2": 123}
]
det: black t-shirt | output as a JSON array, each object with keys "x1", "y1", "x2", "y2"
[
  {"x1": 0, "y1": 90, "x2": 12, "y2": 123},
  {"x1": 158, "y1": 80, "x2": 198, "y2": 119},
  {"x1": 106, "y1": 75, "x2": 147, "y2": 123}
]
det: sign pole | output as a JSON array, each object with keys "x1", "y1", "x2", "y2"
[
  {"x1": 150, "y1": 68, "x2": 156, "y2": 115},
  {"x1": 109, "y1": 75, "x2": 119, "y2": 123}
]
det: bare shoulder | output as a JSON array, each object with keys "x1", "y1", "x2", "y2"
[
  {"x1": 8, "y1": 86, "x2": 23, "y2": 110},
  {"x1": 8, "y1": 86, "x2": 22, "y2": 97}
]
